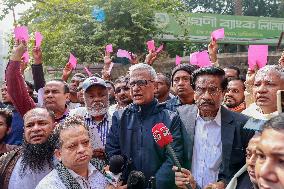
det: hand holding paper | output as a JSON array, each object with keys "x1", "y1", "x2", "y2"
[
  {"x1": 211, "y1": 28, "x2": 225, "y2": 41},
  {"x1": 248, "y1": 45, "x2": 268, "y2": 70},
  {"x1": 147, "y1": 40, "x2": 155, "y2": 51},
  {"x1": 106, "y1": 44, "x2": 113, "y2": 53}
]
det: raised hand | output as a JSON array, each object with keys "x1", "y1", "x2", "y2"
[
  {"x1": 208, "y1": 40, "x2": 218, "y2": 64},
  {"x1": 10, "y1": 40, "x2": 27, "y2": 61},
  {"x1": 32, "y1": 47, "x2": 43, "y2": 65},
  {"x1": 62, "y1": 62, "x2": 73, "y2": 82},
  {"x1": 145, "y1": 50, "x2": 158, "y2": 65}
]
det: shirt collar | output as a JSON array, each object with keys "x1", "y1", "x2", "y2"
[
  {"x1": 196, "y1": 107, "x2": 222, "y2": 126},
  {"x1": 67, "y1": 163, "x2": 97, "y2": 180}
]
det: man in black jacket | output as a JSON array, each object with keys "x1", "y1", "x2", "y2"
[
  {"x1": 106, "y1": 63, "x2": 184, "y2": 189},
  {"x1": 174, "y1": 67, "x2": 255, "y2": 189}
]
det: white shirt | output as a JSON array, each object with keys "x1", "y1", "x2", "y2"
[
  {"x1": 36, "y1": 163, "x2": 108, "y2": 189},
  {"x1": 8, "y1": 156, "x2": 53, "y2": 189},
  {"x1": 191, "y1": 108, "x2": 222, "y2": 188}
]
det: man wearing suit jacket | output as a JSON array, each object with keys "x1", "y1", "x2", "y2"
[{"x1": 173, "y1": 67, "x2": 255, "y2": 189}]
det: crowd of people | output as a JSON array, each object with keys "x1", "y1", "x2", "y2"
[{"x1": 0, "y1": 38, "x2": 284, "y2": 189}]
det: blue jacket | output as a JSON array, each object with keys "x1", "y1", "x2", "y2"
[{"x1": 106, "y1": 99, "x2": 184, "y2": 189}]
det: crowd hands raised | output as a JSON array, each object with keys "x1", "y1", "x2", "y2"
[{"x1": 0, "y1": 37, "x2": 284, "y2": 189}]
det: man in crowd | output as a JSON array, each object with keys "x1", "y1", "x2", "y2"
[
  {"x1": 106, "y1": 63, "x2": 184, "y2": 188},
  {"x1": 0, "y1": 82, "x2": 24, "y2": 145},
  {"x1": 242, "y1": 65, "x2": 284, "y2": 120},
  {"x1": 226, "y1": 134, "x2": 261, "y2": 189},
  {"x1": 224, "y1": 78, "x2": 246, "y2": 113},
  {"x1": 36, "y1": 116, "x2": 108, "y2": 189},
  {"x1": 154, "y1": 73, "x2": 172, "y2": 103},
  {"x1": 68, "y1": 73, "x2": 86, "y2": 109},
  {"x1": 173, "y1": 67, "x2": 254, "y2": 189},
  {"x1": 223, "y1": 66, "x2": 240, "y2": 79},
  {"x1": 255, "y1": 114, "x2": 284, "y2": 189},
  {"x1": 6, "y1": 41, "x2": 70, "y2": 123},
  {"x1": 0, "y1": 108, "x2": 56, "y2": 189},
  {"x1": 106, "y1": 81, "x2": 117, "y2": 106},
  {"x1": 0, "y1": 109, "x2": 18, "y2": 155},
  {"x1": 166, "y1": 64, "x2": 198, "y2": 111},
  {"x1": 109, "y1": 75, "x2": 132, "y2": 116}
]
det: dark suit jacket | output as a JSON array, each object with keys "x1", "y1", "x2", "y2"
[{"x1": 177, "y1": 105, "x2": 255, "y2": 185}]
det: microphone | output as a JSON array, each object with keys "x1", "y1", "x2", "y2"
[
  {"x1": 152, "y1": 123, "x2": 192, "y2": 189},
  {"x1": 105, "y1": 155, "x2": 125, "y2": 187},
  {"x1": 127, "y1": 171, "x2": 146, "y2": 189}
]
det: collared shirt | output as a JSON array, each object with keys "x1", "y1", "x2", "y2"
[
  {"x1": 35, "y1": 163, "x2": 108, "y2": 189},
  {"x1": 55, "y1": 108, "x2": 69, "y2": 123},
  {"x1": 8, "y1": 156, "x2": 53, "y2": 189},
  {"x1": 69, "y1": 107, "x2": 111, "y2": 149},
  {"x1": 191, "y1": 108, "x2": 222, "y2": 188},
  {"x1": 242, "y1": 103, "x2": 278, "y2": 120}
]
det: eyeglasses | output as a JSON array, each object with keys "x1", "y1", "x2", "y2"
[
  {"x1": 195, "y1": 86, "x2": 221, "y2": 96},
  {"x1": 115, "y1": 86, "x2": 130, "y2": 94},
  {"x1": 129, "y1": 80, "x2": 154, "y2": 88}
]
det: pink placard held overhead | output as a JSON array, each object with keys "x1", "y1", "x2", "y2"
[
  {"x1": 117, "y1": 49, "x2": 131, "y2": 60},
  {"x1": 248, "y1": 45, "x2": 268, "y2": 70},
  {"x1": 211, "y1": 28, "x2": 225, "y2": 41},
  {"x1": 175, "y1": 55, "x2": 181, "y2": 65},
  {"x1": 156, "y1": 44, "x2": 164, "y2": 53},
  {"x1": 190, "y1": 52, "x2": 198, "y2": 65},
  {"x1": 35, "y1": 32, "x2": 43, "y2": 48},
  {"x1": 147, "y1": 40, "x2": 155, "y2": 51},
  {"x1": 22, "y1": 51, "x2": 29, "y2": 63},
  {"x1": 14, "y1": 26, "x2": 29, "y2": 42},
  {"x1": 68, "y1": 53, "x2": 77, "y2": 69},
  {"x1": 84, "y1": 67, "x2": 92, "y2": 77},
  {"x1": 106, "y1": 44, "x2": 113, "y2": 53},
  {"x1": 196, "y1": 51, "x2": 211, "y2": 68}
]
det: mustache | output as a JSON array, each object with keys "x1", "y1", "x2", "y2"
[{"x1": 200, "y1": 100, "x2": 215, "y2": 105}]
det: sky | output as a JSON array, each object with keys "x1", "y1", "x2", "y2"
[{"x1": 0, "y1": 0, "x2": 32, "y2": 32}]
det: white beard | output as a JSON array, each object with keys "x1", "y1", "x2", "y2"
[{"x1": 86, "y1": 101, "x2": 109, "y2": 117}]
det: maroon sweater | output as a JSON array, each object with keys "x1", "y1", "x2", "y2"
[{"x1": 5, "y1": 60, "x2": 36, "y2": 117}]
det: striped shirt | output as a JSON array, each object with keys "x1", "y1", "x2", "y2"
[{"x1": 69, "y1": 107, "x2": 111, "y2": 149}]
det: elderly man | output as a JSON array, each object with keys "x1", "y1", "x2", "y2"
[
  {"x1": 224, "y1": 78, "x2": 246, "y2": 113},
  {"x1": 6, "y1": 41, "x2": 70, "y2": 123},
  {"x1": 154, "y1": 73, "x2": 172, "y2": 103},
  {"x1": 166, "y1": 64, "x2": 198, "y2": 111},
  {"x1": 36, "y1": 116, "x2": 108, "y2": 189},
  {"x1": 106, "y1": 63, "x2": 184, "y2": 188},
  {"x1": 173, "y1": 67, "x2": 254, "y2": 189},
  {"x1": 0, "y1": 108, "x2": 56, "y2": 189},
  {"x1": 242, "y1": 65, "x2": 284, "y2": 120}
]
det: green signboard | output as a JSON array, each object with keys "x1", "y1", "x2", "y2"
[{"x1": 155, "y1": 12, "x2": 284, "y2": 45}]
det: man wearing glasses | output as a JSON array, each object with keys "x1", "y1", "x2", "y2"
[
  {"x1": 173, "y1": 67, "x2": 254, "y2": 189},
  {"x1": 106, "y1": 63, "x2": 184, "y2": 189}
]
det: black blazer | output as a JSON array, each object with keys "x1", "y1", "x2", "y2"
[{"x1": 177, "y1": 105, "x2": 255, "y2": 185}]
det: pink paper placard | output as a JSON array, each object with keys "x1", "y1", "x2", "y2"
[
  {"x1": 14, "y1": 26, "x2": 29, "y2": 42},
  {"x1": 248, "y1": 45, "x2": 268, "y2": 70},
  {"x1": 35, "y1": 32, "x2": 43, "y2": 48},
  {"x1": 190, "y1": 52, "x2": 198, "y2": 65},
  {"x1": 175, "y1": 55, "x2": 181, "y2": 65},
  {"x1": 196, "y1": 51, "x2": 211, "y2": 67},
  {"x1": 84, "y1": 67, "x2": 92, "y2": 76},
  {"x1": 117, "y1": 49, "x2": 131, "y2": 60},
  {"x1": 211, "y1": 28, "x2": 225, "y2": 41},
  {"x1": 106, "y1": 44, "x2": 113, "y2": 53},
  {"x1": 22, "y1": 51, "x2": 29, "y2": 63},
  {"x1": 147, "y1": 40, "x2": 155, "y2": 51},
  {"x1": 156, "y1": 44, "x2": 164, "y2": 53},
  {"x1": 68, "y1": 53, "x2": 77, "y2": 69}
]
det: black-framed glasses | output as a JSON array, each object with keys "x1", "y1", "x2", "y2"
[
  {"x1": 195, "y1": 86, "x2": 221, "y2": 96},
  {"x1": 129, "y1": 80, "x2": 154, "y2": 88},
  {"x1": 115, "y1": 86, "x2": 130, "y2": 94}
]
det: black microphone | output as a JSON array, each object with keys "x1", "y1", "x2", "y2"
[
  {"x1": 105, "y1": 155, "x2": 125, "y2": 186},
  {"x1": 127, "y1": 171, "x2": 146, "y2": 189}
]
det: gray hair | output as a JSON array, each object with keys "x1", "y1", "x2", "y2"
[
  {"x1": 129, "y1": 63, "x2": 157, "y2": 80},
  {"x1": 255, "y1": 65, "x2": 284, "y2": 81}
]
